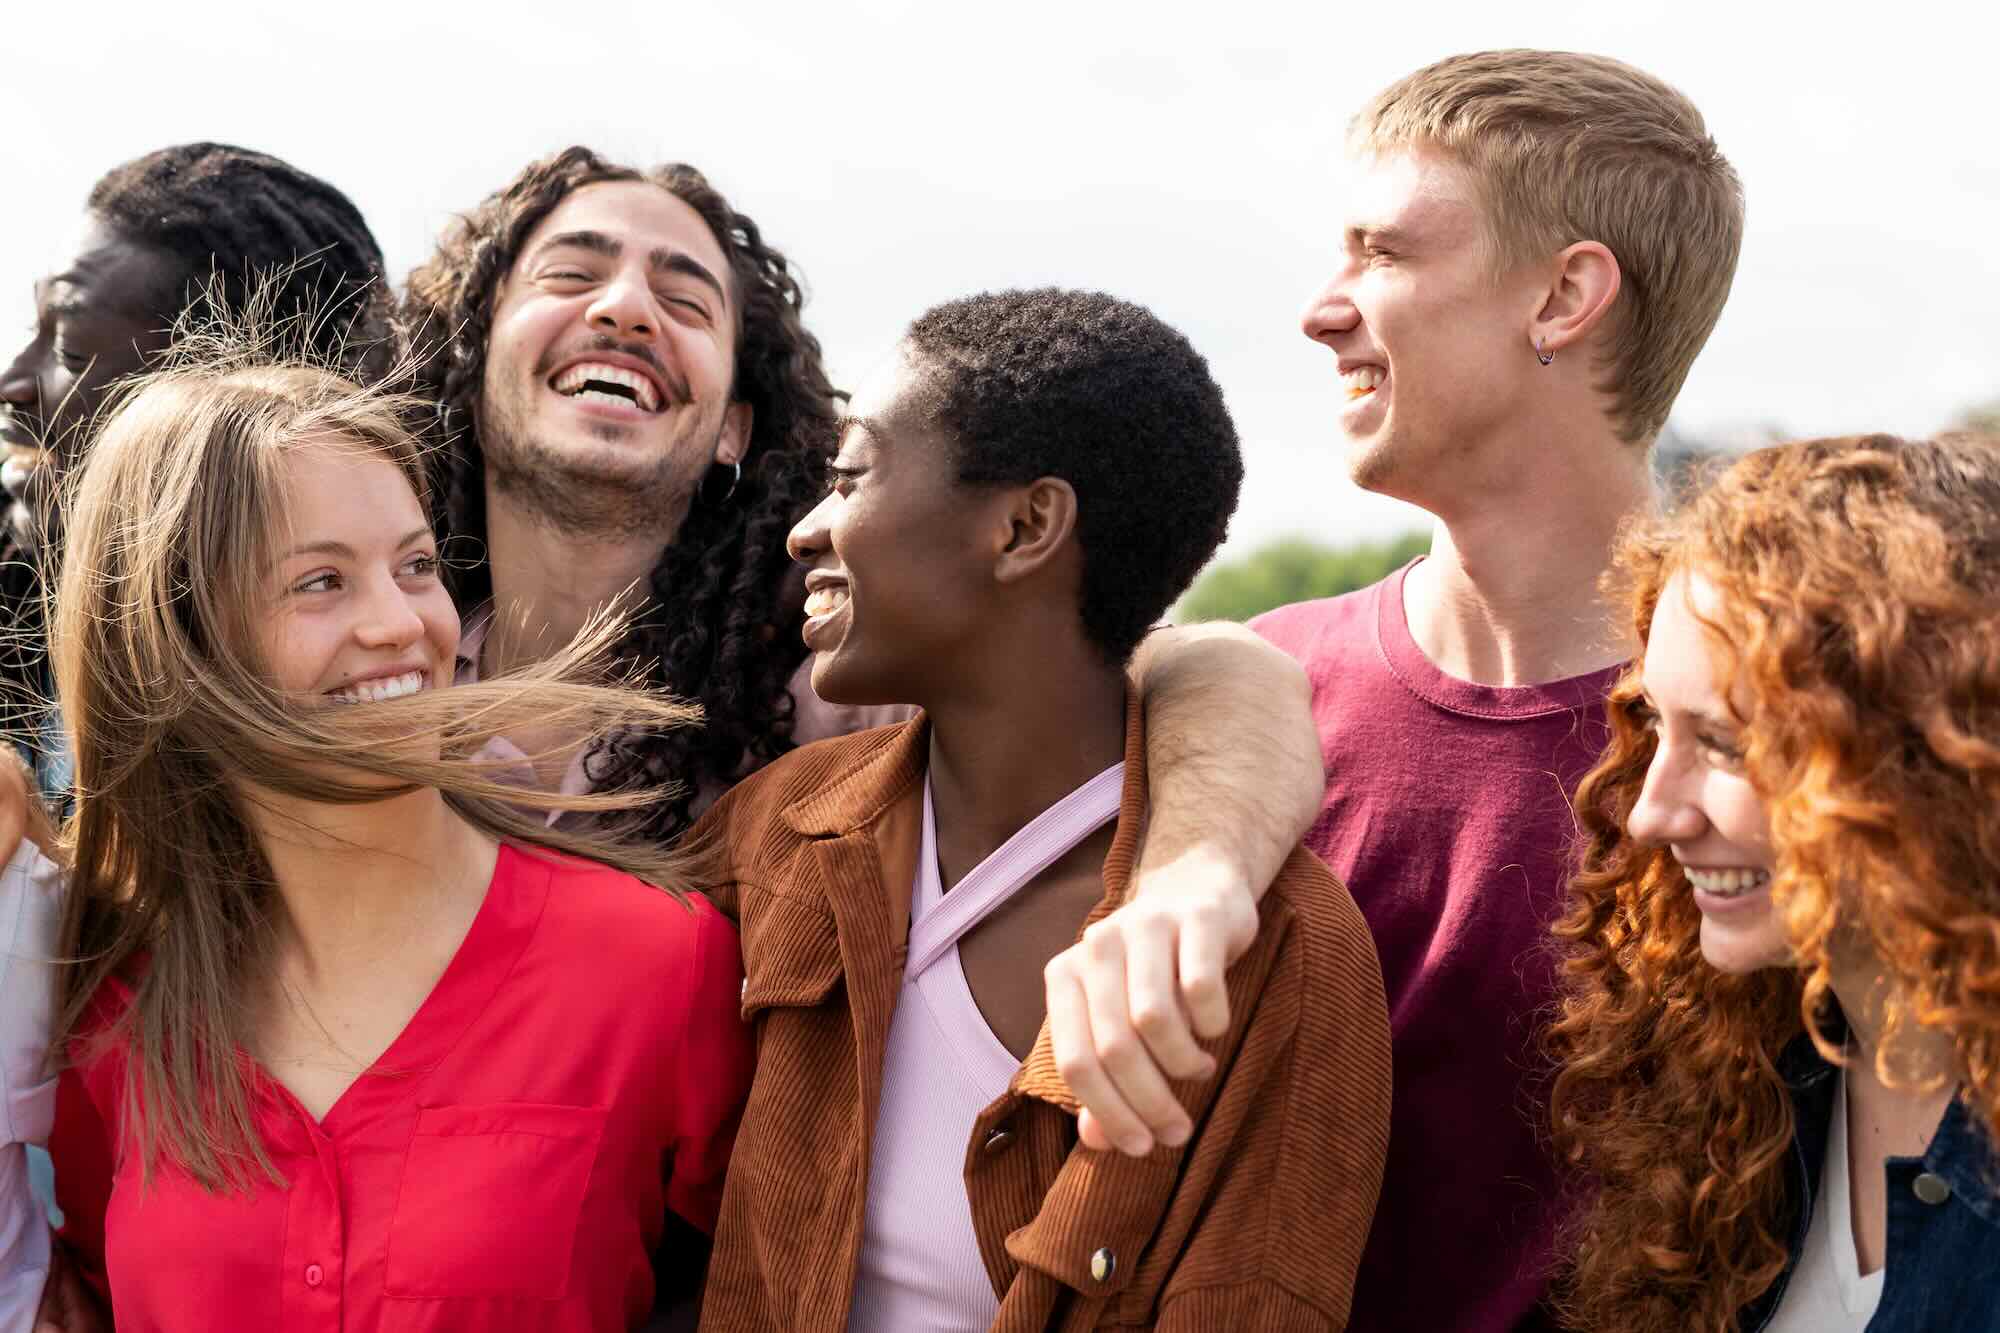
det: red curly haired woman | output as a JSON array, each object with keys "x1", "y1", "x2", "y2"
[{"x1": 1547, "y1": 433, "x2": 2000, "y2": 1332}]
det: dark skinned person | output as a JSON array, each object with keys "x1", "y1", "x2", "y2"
[{"x1": 694, "y1": 290, "x2": 1390, "y2": 1332}]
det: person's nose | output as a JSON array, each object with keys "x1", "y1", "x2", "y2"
[
  {"x1": 585, "y1": 266, "x2": 660, "y2": 342},
  {"x1": 1626, "y1": 740, "x2": 1708, "y2": 847},
  {"x1": 352, "y1": 573, "x2": 428, "y2": 652},
  {"x1": 786, "y1": 491, "x2": 834, "y2": 566},
  {"x1": 1300, "y1": 268, "x2": 1361, "y2": 347},
  {"x1": 0, "y1": 337, "x2": 39, "y2": 413}
]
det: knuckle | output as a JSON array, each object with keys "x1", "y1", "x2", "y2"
[
  {"x1": 1054, "y1": 1050, "x2": 1097, "y2": 1084},
  {"x1": 1185, "y1": 902, "x2": 1225, "y2": 935},
  {"x1": 1095, "y1": 1032, "x2": 1139, "y2": 1067},
  {"x1": 1131, "y1": 1002, "x2": 1178, "y2": 1038}
]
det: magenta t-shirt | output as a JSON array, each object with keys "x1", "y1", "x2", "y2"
[{"x1": 1252, "y1": 561, "x2": 1621, "y2": 1333}]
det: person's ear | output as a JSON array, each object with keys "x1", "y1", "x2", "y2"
[
  {"x1": 1528, "y1": 240, "x2": 1621, "y2": 361},
  {"x1": 714, "y1": 402, "x2": 754, "y2": 467},
  {"x1": 992, "y1": 478, "x2": 1079, "y2": 585}
]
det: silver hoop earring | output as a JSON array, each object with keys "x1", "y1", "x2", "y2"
[
  {"x1": 703, "y1": 459, "x2": 743, "y2": 505},
  {"x1": 1535, "y1": 337, "x2": 1555, "y2": 367}
]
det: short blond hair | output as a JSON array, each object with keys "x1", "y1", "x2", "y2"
[{"x1": 1353, "y1": 50, "x2": 1743, "y2": 443}]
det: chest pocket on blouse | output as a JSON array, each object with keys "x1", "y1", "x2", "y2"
[{"x1": 384, "y1": 1102, "x2": 608, "y2": 1300}]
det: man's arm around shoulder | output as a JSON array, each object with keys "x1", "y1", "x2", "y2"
[{"x1": 1049, "y1": 621, "x2": 1325, "y2": 1153}]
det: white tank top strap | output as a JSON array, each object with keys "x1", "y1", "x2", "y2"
[{"x1": 905, "y1": 762, "x2": 1125, "y2": 978}]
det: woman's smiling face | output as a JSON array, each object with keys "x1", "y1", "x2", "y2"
[
  {"x1": 256, "y1": 437, "x2": 459, "y2": 706},
  {"x1": 1626, "y1": 570, "x2": 1789, "y2": 975}
]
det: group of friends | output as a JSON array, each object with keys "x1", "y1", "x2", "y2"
[{"x1": 0, "y1": 45, "x2": 1993, "y2": 1333}]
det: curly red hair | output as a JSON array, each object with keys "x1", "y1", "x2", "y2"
[{"x1": 1548, "y1": 432, "x2": 2000, "y2": 1330}]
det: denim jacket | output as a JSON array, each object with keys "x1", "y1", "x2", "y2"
[{"x1": 1739, "y1": 1031, "x2": 2000, "y2": 1331}]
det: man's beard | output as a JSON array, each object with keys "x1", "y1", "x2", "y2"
[{"x1": 478, "y1": 391, "x2": 716, "y2": 543}]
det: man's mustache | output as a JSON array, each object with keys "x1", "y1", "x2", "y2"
[{"x1": 534, "y1": 335, "x2": 691, "y2": 407}]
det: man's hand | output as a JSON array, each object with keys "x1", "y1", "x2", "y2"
[
  {"x1": 35, "y1": 1244, "x2": 108, "y2": 1333},
  {"x1": 1049, "y1": 622, "x2": 1323, "y2": 1156},
  {"x1": 1045, "y1": 846, "x2": 1260, "y2": 1155}
]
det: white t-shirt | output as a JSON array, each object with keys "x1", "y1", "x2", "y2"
[
  {"x1": 1766, "y1": 1069, "x2": 1886, "y2": 1332},
  {"x1": 0, "y1": 840, "x2": 60, "y2": 1333}
]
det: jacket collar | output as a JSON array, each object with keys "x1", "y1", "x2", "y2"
[
  {"x1": 1774, "y1": 1012, "x2": 2000, "y2": 1262},
  {"x1": 780, "y1": 716, "x2": 930, "y2": 839}
]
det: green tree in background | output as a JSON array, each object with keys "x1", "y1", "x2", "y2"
[{"x1": 1177, "y1": 530, "x2": 1431, "y2": 623}]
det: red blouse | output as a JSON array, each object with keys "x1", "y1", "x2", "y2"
[{"x1": 50, "y1": 843, "x2": 752, "y2": 1332}]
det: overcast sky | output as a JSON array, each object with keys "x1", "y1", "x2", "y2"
[{"x1": 5, "y1": 0, "x2": 1995, "y2": 563}]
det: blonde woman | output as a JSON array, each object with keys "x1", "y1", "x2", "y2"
[
  {"x1": 20, "y1": 354, "x2": 751, "y2": 1331},
  {"x1": 1549, "y1": 434, "x2": 2000, "y2": 1330}
]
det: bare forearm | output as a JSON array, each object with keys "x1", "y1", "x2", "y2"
[{"x1": 1130, "y1": 622, "x2": 1322, "y2": 902}]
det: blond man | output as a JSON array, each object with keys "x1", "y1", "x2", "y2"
[{"x1": 1048, "y1": 50, "x2": 1744, "y2": 1331}]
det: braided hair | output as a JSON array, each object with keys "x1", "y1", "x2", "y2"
[
  {"x1": 1, "y1": 143, "x2": 388, "y2": 774},
  {"x1": 400, "y1": 147, "x2": 837, "y2": 843},
  {"x1": 86, "y1": 142, "x2": 391, "y2": 372}
]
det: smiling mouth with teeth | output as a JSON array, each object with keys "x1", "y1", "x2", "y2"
[
  {"x1": 551, "y1": 361, "x2": 663, "y2": 412},
  {"x1": 1342, "y1": 366, "x2": 1386, "y2": 401},
  {"x1": 1683, "y1": 866, "x2": 1771, "y2": 899},
  {"x1": 327, "y1": 669, "x2": 428, "y2": 704},
  {"x1": 803, "y1": 585, "x2": 850, "y2": 619}
]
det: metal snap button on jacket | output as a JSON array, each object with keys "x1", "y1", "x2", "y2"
[
  {"x1": 1090, "y1": 1248, "x2": 1116, "y2": 1283},
  {"x1": 1913, "y1": 1172, "x2": 1952, "y2": 1205},
  {"x1": 981, "y1": 1127, "x2": 1015, "y2": 1157}
]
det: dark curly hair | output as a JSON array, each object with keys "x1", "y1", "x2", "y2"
[
  {"x1": 1548, "y1": 433, "x2": 2000, "y2": 1330},
  {"x1": 903, "y1": 288, "x2": 1242, "y2": 662},
  {"x1": 1, "y1": 142, "x2": 388, "y2": 776},
  {"x1": 399, "y1": 147, "x2": 837, "y2": 842}
]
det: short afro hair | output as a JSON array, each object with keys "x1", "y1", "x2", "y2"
[{"x1": 904, "y1": 288, "x2": 1242, "y2": 663}]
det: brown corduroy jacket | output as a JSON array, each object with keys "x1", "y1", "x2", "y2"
[{"x1": 694, "y1": 702, "x2": 1392, "y2": 1332}]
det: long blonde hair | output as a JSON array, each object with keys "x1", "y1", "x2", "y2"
[{"x1": 51, "y1": 343, "x2": 706, "y2": 1192}]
